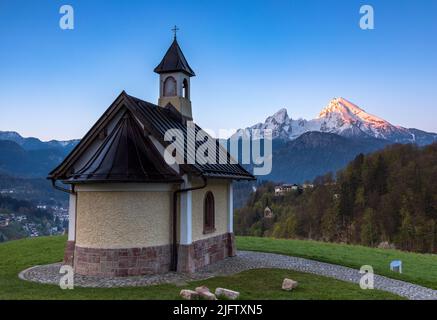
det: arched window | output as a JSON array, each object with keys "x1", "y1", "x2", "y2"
[
  {"x1": 163, "y1": 76, "x2": 177, "y2": 97},
  {"x1": 203, "y1": 191, "x2": 215, "y2": 233},
  {"x1": 182, "y1": 78, "x2": 189, "y2": 99}
]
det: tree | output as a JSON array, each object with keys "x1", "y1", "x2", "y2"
[
  {"x1": 397, "y1": 206, "x2": 415, "y2": 251},
  {"x1": 272, "y1": 213, "x2": 297, "y2": 239},
  {"x1": 360, "y1": 208, "x2": 379, "y2": 246},
  {"x1": 321, "y1": 205, "x2": 340, "y2": 242},
  {"x1": 283, "y1": 214, "x2": 298, "y2": 238}
]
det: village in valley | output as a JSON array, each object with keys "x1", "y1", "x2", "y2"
[{"x1": 0, "y1": 187, "x2": 68, "y2": 241}]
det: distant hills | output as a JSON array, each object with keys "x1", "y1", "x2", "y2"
[
  {"x1": 0, "y1": 131, "x2": 79, "y2": 152},
  {"x1": 0, "y1": 172, "x2": 65, "y2": 204},
  {"x1": 264, "y1": 132, "x2": 391, "y2": 183},
  {"x1": 0, "y1": 132, "x2": 77, "y2": 206},
  {"x1": 0, "y1": 131, "x2": 78, "y2": 178},
  {"x1": 0, "y1": 140, "x2": 68, "y2": 178}
]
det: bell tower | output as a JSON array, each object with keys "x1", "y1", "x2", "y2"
[{"x1": 154, "y1": 27, "x2": 195, "y2": 120}]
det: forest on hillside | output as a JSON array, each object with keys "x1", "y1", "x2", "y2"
[{"x1": 235, "y1": 143, "x2": 437, "y2": 253}]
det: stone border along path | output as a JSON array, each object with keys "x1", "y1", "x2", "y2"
[{"x1": 19, "y1": 250, "x2": 437, "y2": 300}]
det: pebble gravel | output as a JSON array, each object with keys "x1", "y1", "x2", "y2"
[{"x1": 19, "y1": 250, "x2": 437, "y2": 300}]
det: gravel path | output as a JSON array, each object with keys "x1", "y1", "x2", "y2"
[{"x1": 19, "y1": 250, "x2": 437, "y2": 300}]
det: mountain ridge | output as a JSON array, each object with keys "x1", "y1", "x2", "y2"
[
  {"x1": 0, "y1": 131, "x2": 79, "y2": 151},
  {"x1": 242, "y1": 131, "x2": 391, "y2": 183},
  {"x1": 0, "y1": 140, "x2": 66, "y2": 178},
  {"x1": 235, "y1": 97, "x2": 437, "y2": 145},
  {"x1": 0, "y1": 131, "x2": 79, "y2": 178}
]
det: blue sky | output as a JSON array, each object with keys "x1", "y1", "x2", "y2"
[{"x1": 0, "y1": 0, "x2": 436, "y2": 140}]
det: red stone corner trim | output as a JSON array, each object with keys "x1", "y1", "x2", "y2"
[
  {"x1": 63, "y1": 240, "x2": 76, "y2": 266},
  {"x1": 73, "y1": 244, "x2": 171, "y2": 277},
  {"x1": 177, "y1": 232, "x2": 236, "y2": 273}
]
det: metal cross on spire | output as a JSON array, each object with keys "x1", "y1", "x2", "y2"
[{"x1": 171, "y1": 25, "x2": 179, "y2": 39}]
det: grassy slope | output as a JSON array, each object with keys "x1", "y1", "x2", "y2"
[
  {"x1": 237, "y1": 236, "x2": 437, "y2": 290},
  {"x1": 0, "y1": 236, "x2": 401, "y2": 300}
]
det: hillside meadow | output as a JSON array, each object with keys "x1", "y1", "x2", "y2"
[
  {"x1": 0, "y1": 236, "x2": 411, "y2": 300},
  {"x1": 237, "y1": 236, "x2": 437, "y2": 289}
]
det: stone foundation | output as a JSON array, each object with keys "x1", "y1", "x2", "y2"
[
  {"x1": 73, "y1": 244, "x2": 171, "y2": 277},
  {"x1": 66, "y1": 232, "x2": 235, "y2": 276},
  {"x1": 177, "y1": 233, "x2": 236, "y2": 273}
]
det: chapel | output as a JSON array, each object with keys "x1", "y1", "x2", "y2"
[{"x1": 48, "y1": 34, "x2": 254, "y2": 277}]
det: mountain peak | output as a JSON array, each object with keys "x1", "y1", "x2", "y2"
[
  {"x1": 0, "y1": 131, "x2": 22, "y2": 139},
  {"x1": 262, "y1": 108, "x2": 289, "y2": 128},
  {"x1": 319, "y1": 97, "x2": 373, "y2": 120},
  {"x1": 236, "y1": 97, "x2": 437, "y2": 145},
  {"x1": 270, "y1": 108, "x2": 289, "y2": 123},
  {"x1": 315, "y1": 97, "x2": 410, "y2": 140}
]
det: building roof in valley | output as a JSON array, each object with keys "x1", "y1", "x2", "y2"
[
  {"x1": 153, "y1": 39, "x2": 196, "y2": 76},
  {"x1": 48, "y1": 91, "x2": 255, "y2": 184}
]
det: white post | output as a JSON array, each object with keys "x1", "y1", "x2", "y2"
[
  {"x1": 67, "y1": 193, "x2": 76, "y2": 241},
  {"x1": 179, "y1": 176, "x2": 192, "y2": 245},
  {"x1": 227, "y1": 182, "x2": 233, "y2": 233}
]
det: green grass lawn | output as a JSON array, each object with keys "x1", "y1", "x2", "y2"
[
  {"x1": 0, "y1": 236, "x2": 402, "y2": 300},
  {"x1": 237, "y1": 236, "x2": 437, "y2": 290}
]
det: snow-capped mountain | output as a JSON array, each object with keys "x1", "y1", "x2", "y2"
[
  {"x1": 235, "y1": 97, "x2": 437, "y2": 145},
  {"x1": 316, "y1": 98, "x2": 415, "y2": 141}
]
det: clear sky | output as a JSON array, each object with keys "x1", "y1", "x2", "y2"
[{"x1": 0, "y1": 0, "x2": 436, "y2": 141}]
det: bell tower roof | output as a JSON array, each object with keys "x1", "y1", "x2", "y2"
[{"x1": 154, "y1": 38, "x2": 195, "y2": 77}]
